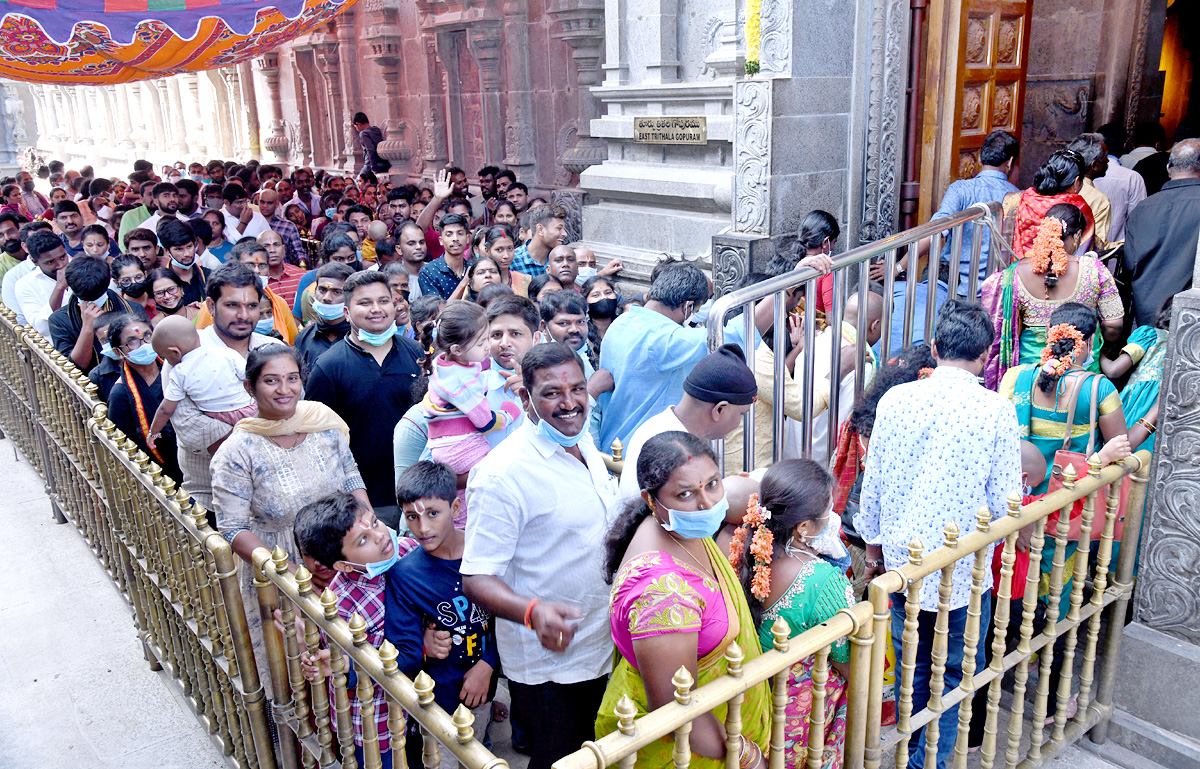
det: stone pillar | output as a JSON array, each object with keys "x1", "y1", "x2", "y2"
[
  {"x1": 165, "y1": 77, "x2": 189, "y2": 156},
  {"x1": 635, "y1": 0, "x2": 680, "y2": 84},
  {"x1": 361, "y1": 1, "x2": 411, "y2": 176},
  {"x1": 335, "y1": 10, "x2": 363, "y2": 173},
  {"x1": 237, "y1": 62, "x2": 262, "y2": 160},
  {"x1": 419, "y1": 32, "x2": 449, "y2": 174},
  {"x1": 500, "y1": 1, "x2": 537, "y2": 177},
  {"x1": 253, "y1": 53, "x2": 290, "y2": 163},
  {"x1": 313, "y1": 34, "x2": 348, "y2": 169},
  {"x1": 1101, "y1": 241, "x2": 1200, "y2": 768},
  {"x1": 181, "y1": 73, "x2": 207, "y2": 157},
  {"x1": 219, "y1": 68, "x2": 247, "y2": 159},
  {"x1": 550, "y1": 0, "x2": 607, "y2": 179},
  {"x1": 110, "y1": 85, "x2": 136, "y2": 150},
  {"x1": 149, "y1": 82, "x2": 169, "y2": 151},
  {"x1": 466, "y1": 23, "x2": 505, "y2": 167}
]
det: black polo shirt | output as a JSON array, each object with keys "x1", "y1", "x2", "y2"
[
  {"x1": 175, "y1": 263, "x2": 211, "y2": 305},
  {"x1": 417, "y1": 256, "x2": 471, "y2": 300},
  {"x1": 304, "y1": 334, "x2": 424, "y2": 508},
  {"x1": 48, "y1": 290, "x2": 148, "y2": 374},
  {"x1": 294, "y1": 319, "x2": 351, "y2": 371}
]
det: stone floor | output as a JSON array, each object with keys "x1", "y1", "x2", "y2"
[{"x1": 0, "y1": 429, "x2": 1122, "y2": 769}]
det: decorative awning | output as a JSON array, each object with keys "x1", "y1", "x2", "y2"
[{"x1": 0, "y1": 0, "x2": 358, "y2": 84}]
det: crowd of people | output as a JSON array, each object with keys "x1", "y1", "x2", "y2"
[{"x1": 0, "y1": 113, "x2": 1193, "y2": 769}]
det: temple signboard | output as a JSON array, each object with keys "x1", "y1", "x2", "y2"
[{"x1": 633, "y1": 116, "x2": 707, "y2": 144}]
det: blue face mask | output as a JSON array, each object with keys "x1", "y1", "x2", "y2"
[
  {"x1": 342, "y1": 526, "x2": 401, "y2": 579},
  {"x1": 357, "y1": 322, "x2": 397, "y2": 347},
  {"x1": 86, "y1": 297, "x2": 107, "y2": 309},
  {"x1": 313, "y1": 301, "x2": 346, "y2": 322},
  {"x1": 324, "y1": 207, "x2": 337, "y2": 219},
  {"x1": 531, "y1": 399, "x2": 588, "y2": 448},
  {"x1": 575, "y1": 266, "x2": 597, "y2": 285},
  {"x1": 170, "y1": 256, "x2": 194, "y2": 271},
  {"x1": 100, "y1": 342, "x2": 119, "y2": 360},
  {"x1": 655, "y1": 496, "x2": 730, "y2": 540},
  {"x1": 255, "y1": 316, "x2": 274, "y2": 334},
  {"x1": 125, "y1": 344, "x2": 158, "y2": 366}
]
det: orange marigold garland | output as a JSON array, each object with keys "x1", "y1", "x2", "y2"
[
  {"x1": 1039, "y1": 323, "x2": 1085, "y2": 377},
  {"x1": 1028, "y1": 218, "x2": 1070, "y2": 283},
  {"x1": 728, "y1": 493, "x2": 774, "y2": 601},
  {"x1": 918, "y1": 367, "x2": 934, "y2": 380}
]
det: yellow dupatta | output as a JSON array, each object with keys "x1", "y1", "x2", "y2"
[
  {"x1": 595, "y1": 538, "x2": 772, "y2": 768},
  {"x1": 233, "y1": 400, "x2": 349, "y2": 442}
]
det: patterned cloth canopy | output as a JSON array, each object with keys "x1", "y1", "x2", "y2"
[{"x1": 0, "y1": 0, "x2": 356, "y2": 84}]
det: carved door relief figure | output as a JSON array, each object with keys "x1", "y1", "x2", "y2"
[{"x1": 917, "y1": 0, "x2": 1033, "y2": 221}]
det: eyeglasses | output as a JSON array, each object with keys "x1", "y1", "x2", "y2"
[
  {"x1": 120, "y1": 332, "x2": 153, "y2": 351},
  {"x1": 117, "y1": 278, "x2": 145, "y2": 289},
  {"x1": 152, "y1": 285, "x2": 181, "y2": 300}
]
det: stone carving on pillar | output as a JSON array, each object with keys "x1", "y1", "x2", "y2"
[
  {"x1": 466, "y1": 22, "x2": 505, "y2": 166},
  {"x1": 700, "y1": 13, "x2": 743, "y2": 80},
  {"x1": 500, "y1": 0, "x2": 537, "y2": 174},
  {"x1": 1136, "y1": 289, "x2": 1200, "y2": 645},
  {"x1": 254, "y1": 53, "x2": 291, "y2": 162},
  {"x1": 711, "y1": 233, "x2": 773, "y2": 297},
  {"x1": 2, "y1": 85, "x2": 26, "y2": 148},
  {"x1": 312, "y1": 34, "x2": 348, "y2": 168},
  {"x1": 757, "y1": 0, "x2": 793, "y2": 77},
  {"x1": 858, "y1": 0, "x2": 908, "y2": 244},
  {"x1": 552, "y1": 189, "x2": 586, "y2": 243},
  {"x1": 420, "y1": 33, "x2": 449, "y2": 172},
  {"x1": 219, "y1": 67, "x2": 247, "y2": 159},
  {"x1": 732, "y1": 80, "x2": 771, "y2": 236},
  {"x1": 550, "y1": 0, "x2": 607, "y2": 177},
  {"x1": 335, "y1": 10, "x2": 363, "y2": 173},
  {"x1": 362, "y1": 0, "x2": 412, "y2": 171},
  {"x1": 1125, "y1": 0, "x2": 1154, "y2": 134}
]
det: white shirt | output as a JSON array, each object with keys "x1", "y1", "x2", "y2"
[
  {"x1": 164, "y1": 345, "x2": 256, "y2": 413},
  {"x1": 2, "y1": 259, "x2": 36, "y2": 324},
  {"x1": 617, "y1": 405, "x2": 686, "y2": 500},
  {"x1": 140, "y1": 210, "x2": 189, "y2": 240},
  {"x1": 1093, "y1": 157, "x2": 1148, "y2": 243},
  {"x1": 14, "y1": 266, "x2": 61, "y2": 336},
  {"x1": 855, "y1": 366, "x2": 1021, "y2": 611},
  {"x1": 222, "y1": 207, "x2": 270, "y2": 241},
  {"x1": 1119, "y1": 146, "x2": 1158, "y2": 170},
  {"x1": 463, "y1": 420, "x2": 619, "y2": 685}
]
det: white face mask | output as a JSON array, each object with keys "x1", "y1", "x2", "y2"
[{"x1": 97, "y1": 205, "x2": 112, "y2": 221}]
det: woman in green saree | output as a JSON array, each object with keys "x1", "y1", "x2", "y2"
[{"x1": 599, "y1": 431, "x2": 771, "y2": 769}]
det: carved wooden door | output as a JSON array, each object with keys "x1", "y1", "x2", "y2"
[{"x1": 918, "y1": 0, "x2": 1033, "y2": 221}]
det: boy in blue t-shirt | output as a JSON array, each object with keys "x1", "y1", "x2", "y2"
[{"x1": 385, "y1": 461, "x2": 498, "y2": 768}]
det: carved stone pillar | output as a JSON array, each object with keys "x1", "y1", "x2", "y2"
[
  {"x1": 711, "y1": 232, "x2": 773, "y2": 298},
  {"x1": 550, "y1": 0, "x2": 607, "y2": 178},
  {"x1": 220, "y1": 68, "x2": 247, "y2": 159},
  {"x1": 362, "y1": 2, "x2": 411, "y2": 173},
  {"x1": 313, "y1": 34, "x2": 347, "y2": 168},
  {"x1": 238, "y1": 62, "x2": 263, "y2": 160},
  {"x1": 467, "y1": 22, "x2": 505, "y2": 167},
  {"x1": 111, "y1": 85, "x2": 135, "y2": 149},
  {"x1": 181, "y1": 73, "x2": 207, "y2": 156},
  {"x1": 335, "y1": 10, "x2": 363, "y2": 173},
  {"x1": 419, "y1": 33, "x2": 449, "y2": 172},
  {"x1": 254, "y1": 53, "x2": 290, "y2": 162},
  {"x1": 500, "y1": 1, "x2": 537, "y2": 176},
  {"x1": 165, "y1": 77, "x2": 189, "y2": 156},
  {"x1": 637, "y1": 0, "x2": 680, "y2": 84},
  {"x1": 150, "y1": 81, "x2": 170, "y2": 151}
]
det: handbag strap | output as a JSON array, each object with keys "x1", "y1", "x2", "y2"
[
  {"x1": 1050, "y1": 372, "x2": 1101, "y2": 454},
  {"x1": 1051, "y1": 372, "x2": 1088, "y2": 452},
  {"x1": 1085, "y1": 374, "x2": 1101, "y2": 456}
]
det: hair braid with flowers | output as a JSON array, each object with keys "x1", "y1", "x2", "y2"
[
  {"x1": 1028, "y1": 217, "x2": 1071, "y2": 297},
  {"x1": 1035, "y1": 302, "x2": 1099, "y2": 395}
]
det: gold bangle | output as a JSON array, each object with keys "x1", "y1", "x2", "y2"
[{"x1": 1137, "y1": 417, "x2": 1156, "y2": 435}]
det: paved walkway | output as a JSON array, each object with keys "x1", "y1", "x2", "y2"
[{"x1": 0, "y1": 435, "x2": 228, "y2": 769}]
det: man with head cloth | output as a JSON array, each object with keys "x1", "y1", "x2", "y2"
[{"x1": 617, "y1": 343, "x2": 757, "y2": 499}]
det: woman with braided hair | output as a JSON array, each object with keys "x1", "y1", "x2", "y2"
[
  {"x1": 981, "y1": 202, "x2": 1123, "y2": 389},
  {"x1": 731, "y1": 459, "x2": 855, "y2": 769}
]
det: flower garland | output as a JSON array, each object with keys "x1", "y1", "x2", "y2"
[
  {"x1": 745, "y1": 0, "x2": 762, "y2": 75},
  {"x1": 918, "y1": 367, "x2": 934, "y2": 380},
  {"x1": 1039, "y1": 323, "x2": 1085, "y2": 377},
  {"x1": 1028, "y1": 218, "x2": 1069, "y2": 280},
  {"x1": 728, "y1": 493, "x2": 774, "y2": 600}
]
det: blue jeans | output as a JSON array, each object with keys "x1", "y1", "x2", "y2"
[
  {"x1": 355, "y1": 744, "x2": 392, "y2": 769},
  {"x1": 890, "y1": 592, "x2": 991, "y2": 769}
]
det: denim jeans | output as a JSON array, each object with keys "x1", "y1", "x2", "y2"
[{"x1": 890, "y1": 592, "x2": 992, "y2": 769}]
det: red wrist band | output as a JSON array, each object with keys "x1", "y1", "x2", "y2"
[{"x1": 523, "y1": 598, "x2": 540, "y2": 630}]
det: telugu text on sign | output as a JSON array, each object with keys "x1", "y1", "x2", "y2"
[{"x1": 633, "y1": 116, "x2": 708, "y2": 145}]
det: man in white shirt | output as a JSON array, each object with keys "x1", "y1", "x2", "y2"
[
  {"x1": 14, "y1": 230, "x2": 70, "y2": 337},
  {"x1": 856, "y1": 300, "x2": 1020, "y2": 769},
  {"x1": 462, "y1": 342, "x2": 618, "y2": 769},
  {"x1": 221, "y1": 184, "x2": 270, "y2": 242},
  {"x1": 1095, "y1": 122, "x2": 1148, "y2": 243},
  {"x1": 619, "y1": 343, "x2": 757, "y2": 499},
  {"x1": 168, "y1": 262, "x2": 274, "y2": 509},
  {"x1": 140, "y1": 182, "x2": 189, "y2": 239}
]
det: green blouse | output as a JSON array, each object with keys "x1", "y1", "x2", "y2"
[{"x1": 759, "y1": 558, "x2": 855, "y2": 664}]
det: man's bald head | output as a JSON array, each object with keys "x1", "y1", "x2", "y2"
[
  {"x1": 258, "y1": 228, "x2": 285, "y2": 266},
  {"x1": 843, "y1": 284, "x2": 886, "y2": 345},
  {"x1": 258, "y1": 188, "x2": 280, "y2": 218},
  {"x1": 1168, "y1": 138, "x2": 1200, "y2": 180}
]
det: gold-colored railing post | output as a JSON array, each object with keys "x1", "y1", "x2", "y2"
[
  {"x1": 616, "y1": 696, "x2": 639, "y2": 769},
  {"x1": 864, "y1": 577, "x2": 893, "y2": 769},
  {"x1": 1029, "y1": 465, "x2": 1077, "y2": 761},
  {"x1": 1091, "y1": 454, "x2": 1151, "y2": 744},
  {"x1": 806, "y1": 647, "x2": 830, "y2": 769},
  {"x1": 981, "y1": 494, "x2": 1021, "y2": 769},
  {"x1": 1005, "y1": 511, "x2": 1046, "y2": 769},
  {"x1": 769, "y1": 618, "x2": 790, "y2": 769},
  {"x1": 415, "y1": 672, "x2": 441, "y2": 769},
  {"x1": 922, "y1": 524, "x2": 959, "y2": 769},
  {"x1": 302, "y1": 591, "x2": 337, "y2": 767},
  {"x1": 843, "y1": 605, "x2": 872, "y2": 769},
  {"x1": 895, "y1": 538, "x2": 926, "y2": 769},
  {"x1": 322, "y1": 590, "x2": 358, "y2": 769},
  {"x1": 724, "y1": 642, "x2": 745, "y2": 769},
  {"x1": 379, "y1": 641, "x2": 411, "y2": 769},
  {"x1": 1077, "y1": 473, "x2": 1121, "y2": 725},
  {"x1": 952, "y1": 511, "x2": 990, "y2": 769},
  {"x1": 252, "y1": 547, "x2": 300, "y2": 769},
  {"x1": 352, "y1": 614, "x2": 385, "y2": 769},
  {"x1": 672, "y1": 666, "x2": 695, "y2": 769}
]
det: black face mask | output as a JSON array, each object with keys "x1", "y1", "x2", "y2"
[
  {"x1": 120, "y1": 279, "x2": 149, "y2": 299},
  {"x1": 2, "y1": 238, "x2": 21, "y2": 255},
  {"x1": 588, "y1": 297, "x2": 619, "y2": 320},
  {"x1": 21, "y1": 180, "x2": 34, "y2": 193},
  {"x1": 156, "y1": 295, "x2": 183, "y2": 312}
]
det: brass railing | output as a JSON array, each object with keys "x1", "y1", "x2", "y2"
[
  {"x1": 555, "y1": 451, "x2": 1150, "y2": 769},
  {"x1": 253, "y1": 548, "x2": 511, "y2": 769},
  {"x1": 0, "y1": 307, "x2": 276, "y2": 769}
]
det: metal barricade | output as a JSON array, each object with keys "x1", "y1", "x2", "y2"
[
  {"x1": 253, "y1": 548, "x2": 511, "y2": 769},
  {"x1": 0, "y1": 306, "x2": 276, "y2": 769},
  {"x1": 706, "y1": 202, "x2": 1011, "y2": 472}
]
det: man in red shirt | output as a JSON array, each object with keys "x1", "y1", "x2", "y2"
[{"x1": 259, "y1": 229, "x2": 305, "y2": 306}]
